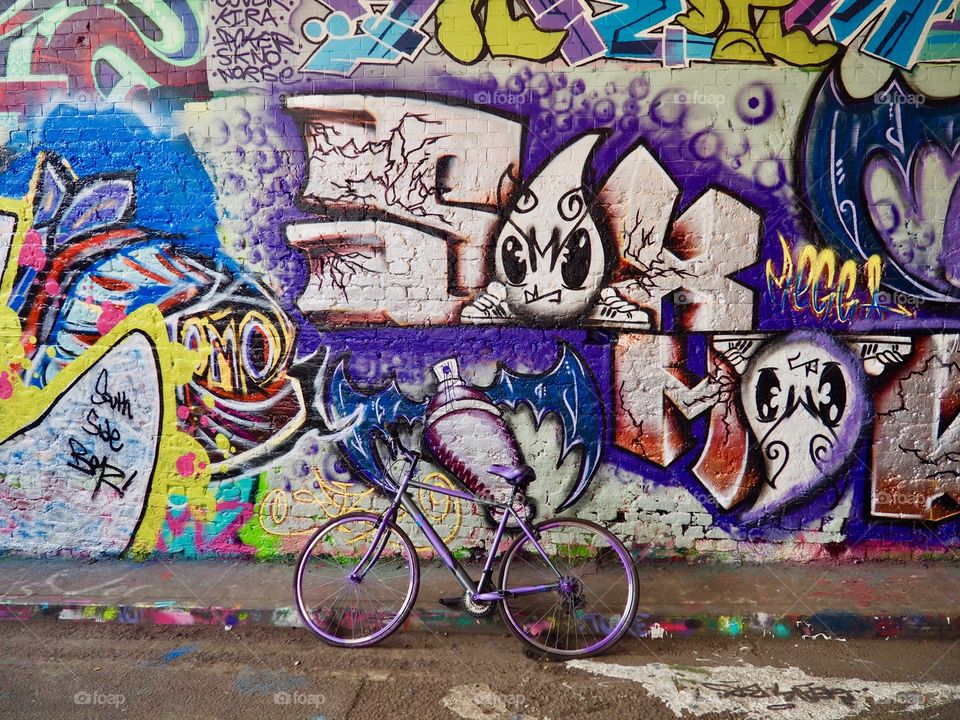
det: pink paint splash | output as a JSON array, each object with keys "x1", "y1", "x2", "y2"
[
  {"x1": 97, "y1": 301, "x2": 126, "y2": 335},
  {"x1": 0, "y1": 506, "x2": 18, "y2": 535},
  {"x1": 175, "y1": 453, "x2": 196, "y2": 478},
  {"x1": 17, "y1": 229, "x2": 46, "y2": 271},
  {"x1": 0, "y1": 372, "x2": 12, "y2": 400},
  {"x1": 43, "y1": 278, "x2": 60, "y2": 295},
  {"x1": 176, "y1": 406, "x2": 191, "y2": 421}
]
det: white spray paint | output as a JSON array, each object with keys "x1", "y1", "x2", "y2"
[{"x1": 567, "y1": 660, "x2": 960, "y2": 720}]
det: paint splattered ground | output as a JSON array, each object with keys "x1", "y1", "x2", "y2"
[{"x1": 1, "y1": 623, "x2": 959, "y2": 719}]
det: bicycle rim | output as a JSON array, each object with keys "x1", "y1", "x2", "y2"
[
  {"x1": 295, "y1": 512, "x2": 419, "y2": 647},
  {"x1": 499, "y1": 519, "x2": 638, "y2": 659}
]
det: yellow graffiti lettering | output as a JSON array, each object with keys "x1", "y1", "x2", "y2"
[
  {"x1": 766, "y1": 237, "x2": 915, "y2": 323},
  {"x1": 239, "y1": 310, "x2": 282, "y2": 383},
  {"x1": 257, "y1": 468, "x2": 463, "y2": 552},
  {"x1": 435, "y1": 0, "x2": 566, "y2": 64},
  {"x1": 180, "y1": 309, "x2": 287, "y2": 395},
  {"x1": 677, "y1": 0, "x2": 838, "y2": 66},
  {"x1": 765, "y1": 233, "x2": 793, "y2": 292},
  {"x1": 836, "y1": 259, "x2": 859, "y2": 321},
  {"x1": 796, "y1": 244, "x2": 836, "y2": 319}
]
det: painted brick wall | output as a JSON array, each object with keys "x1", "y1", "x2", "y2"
[{"x1": 1, "y1": 0, "x2": 959, "y2": 561}]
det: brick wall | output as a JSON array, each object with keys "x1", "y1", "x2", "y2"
[{"x1": 0, "y1": 1, "x2": 959, "y2": 561}]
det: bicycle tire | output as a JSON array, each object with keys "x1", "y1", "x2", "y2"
[
  {"x1": 294, "y1": 511, "x2": 420, "y2": 647},
  {"x1": 498, "y1": 518, "x2": 638, "y2": 659}
]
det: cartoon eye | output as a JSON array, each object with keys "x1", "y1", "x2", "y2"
[
  {"x1": 558, "y1": 188, "x2": 585, "y2": 221},
  {"x1": 501, "y1": 235, "x2": 527, "y2": 285},
  {"x1": 560, "y1": 228, "x2": 591, "y2": 290},
  {"x1": 817, "y1": 363, "x2": 846, "y2": 428},
  {"x1": 514, "y1": 189, "x2": 538, "y2": 214},
  {"x1": 755, "y1": 368, "x2": 781, "y2": 423}
]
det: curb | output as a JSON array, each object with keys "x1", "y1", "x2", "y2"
[{"x1": 1, "y1": 602, "x2": 955, "y2": 641}]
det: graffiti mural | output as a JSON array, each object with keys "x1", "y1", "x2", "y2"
[
  {"x1": 205, "y1": 0, "x2": 960, "y2": 80},
  {"x1": 0, "y1": 330, "x2": 161, "y2": 554},
  {"x1": 3, "y1": 148, "x2": 304, "y2": 469},
  {"x1": 0, "y1": 0, "x2": 207, "y2": 109},
  {"x1": 325, "y1": 343, "x2": 603, "y2": 513},
  {"x1": 0, "y1": 0, "x2": 958, "y2": 562}
]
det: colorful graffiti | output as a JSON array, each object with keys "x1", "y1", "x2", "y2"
[
  {"x1": 325, "y1": 344, "x2": 603, "y2": 513},
  {"x1": 0, "y1": 0, "x2": 958, "y2": 562},
  {"x1": 1, "y1": 0, "x2": 946, "y2": 103},
  {"x1": 289, "y1": 0, "x2": 960, "y2": 77},
  {"x1": 0, "y1": 0, "x2": 207, "y2": 108}
]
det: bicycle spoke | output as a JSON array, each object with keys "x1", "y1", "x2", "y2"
[
  {"x1": 296, "y1": 515, "x2": 418, "y2": 647},
  {"x1": 500, "y1": 520, "x2": 636, "y2": 658}
]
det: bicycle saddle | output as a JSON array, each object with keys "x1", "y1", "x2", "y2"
[{"x1": 488, "y1": 464, "x2": 535, "y2": 487}]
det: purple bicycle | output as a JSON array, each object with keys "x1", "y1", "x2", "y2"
[{"x1": 294, "y1": 432, "x2": 639, "y2": 659}]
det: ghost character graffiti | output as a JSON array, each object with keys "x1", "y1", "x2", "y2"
[
  {"x1": 465, "y1": 134, "x2": 650, "y2": 328},
  {"x1": 739, "y1": 333, "x2": 868, "y2": 520},
  {"x1": 493, "y1": 140, "x2": 612, "y2": 325}
]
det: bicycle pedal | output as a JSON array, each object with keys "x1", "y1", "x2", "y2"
[{"x1": 438, "y1": 596, "x2": 463, "y2": 608}]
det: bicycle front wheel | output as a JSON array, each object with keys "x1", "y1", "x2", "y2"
[
  {"x1": 295, "y1": 511, "x2": 419, "y2": 647},
  {"x1": 499, "y1": 518, "x2": 638, "y2": 659}
]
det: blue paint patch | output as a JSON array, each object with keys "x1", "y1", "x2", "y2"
[
  {"x1": 161, "y1": 644, "x2": 198, "y2": 663},
  {"x1": 234, "y1": 666, "x2": 309, "y2": 695},
  {"x1": 2, "y1": 106, "x2": 220, "y2": 256}
]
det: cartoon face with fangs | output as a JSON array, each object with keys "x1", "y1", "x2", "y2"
[{"x1": 491, "y1": 135, "x2": 612, "y2": 326}]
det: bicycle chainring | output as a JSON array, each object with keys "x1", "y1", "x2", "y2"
[{"x1": 463, "y1": 591, "x2": 498, "y2": 618}]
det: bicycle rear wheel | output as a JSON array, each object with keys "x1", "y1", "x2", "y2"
[
  {"x1": 295, "y1": 511, "x2": 419, "y2": 647},
  {"x1": 498, "y1": 518, "x2": 638, "y2": 659}
]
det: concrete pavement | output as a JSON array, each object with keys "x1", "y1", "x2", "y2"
[{"x1": 2, "y1": 623, "x2": 960, "y2": 720}]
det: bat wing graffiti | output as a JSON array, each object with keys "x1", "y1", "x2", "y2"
[
  {"x1": 324, "y1": 343, "x2": 604, "y2": 510},
  {"x1": 482, "y1": 343, "x2": 604, "y2": 510},
  {"x1": 325, "y1": 360, "x2": 429, "y2": 490}
]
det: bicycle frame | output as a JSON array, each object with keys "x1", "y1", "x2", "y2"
[{"x1": 351, "y1": 448, "x2": 563, "y2": 603}]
